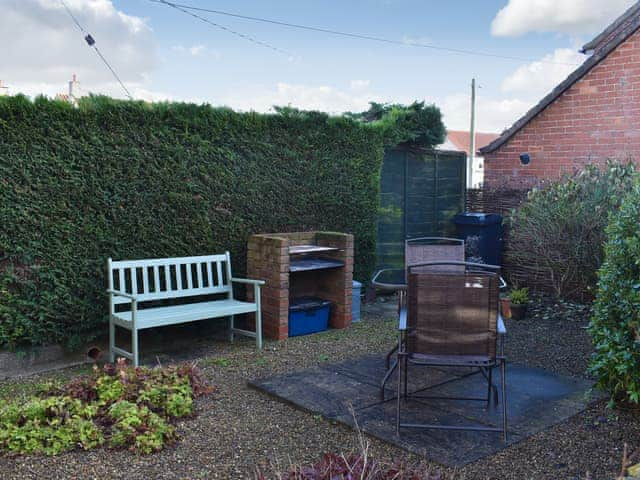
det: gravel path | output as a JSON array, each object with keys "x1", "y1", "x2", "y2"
[{"x1": 0, "y1": 295, "x2": 637, "y2": 480}]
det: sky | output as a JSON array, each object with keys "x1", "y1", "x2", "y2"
[{"x1": 1, "y1": 0, "x2": 637, "y2": 133}]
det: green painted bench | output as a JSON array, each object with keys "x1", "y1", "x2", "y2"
[{"x1": 107, "y1": 253, "x2": 264, "y2": 366}]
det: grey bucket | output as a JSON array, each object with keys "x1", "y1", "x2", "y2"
[{"x1": 352, "y1": 280, "x2": 363, "y2": 322}]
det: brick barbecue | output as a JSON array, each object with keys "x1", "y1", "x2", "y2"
[{"x1": 247, "y1": 231, "x2": 354, "y2": 340}]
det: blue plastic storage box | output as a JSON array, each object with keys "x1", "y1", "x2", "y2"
[{"x1": 288, "y1": 297, "x2": 331, "y2": 337}]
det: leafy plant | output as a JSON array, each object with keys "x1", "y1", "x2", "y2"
[
  {"x1": 0, "y1": 361, "x2": 213, "y2": 455},
  {"x1": 509, "y1": 288, "x2": 529, "y2": 305},
  {"x1": 589, "y1": 178, "x2": 640, "y2": 406},
  {"x1": 507, "y1": 161, "x2": 636, "y2": 300}
]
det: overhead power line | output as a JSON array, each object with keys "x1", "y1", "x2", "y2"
[
  {"x1": 152, "y1": 0, "x2": 292, "y2": 57},
  {"x1": 59, "y1": 0, "x2": 133, "y2": 100},
  {"x1": 151, "y1": 0, "x2": 581, "y2": 66}
]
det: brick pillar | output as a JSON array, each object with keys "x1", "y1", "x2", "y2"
[
  {"x1": 315, "y1": 232, "x2": 354, "y2": 329},
  {"x1": 247, "y1": 235, "x2": 290, "y2": 340}
]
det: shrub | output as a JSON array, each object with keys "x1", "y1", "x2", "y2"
[
  {"x1": 0, "y1": 94, "x2": 392, "y2": 348},
  {"x1": 0, "y1": 360, "x2": 213, "y2": 455},
  {"x1": 589, "y1": 178, "x2": 640, "y2": 405},
  {"x1": 506, "y1": 161, "x2": 636, "y2": 300}
]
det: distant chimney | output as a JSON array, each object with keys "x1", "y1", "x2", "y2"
[
  {"x1": 67, "y1": 74, "x2": 81, "y2": 106},
  {"x1": 69, "y1": 74, "x2": 79, "y2": 98}
]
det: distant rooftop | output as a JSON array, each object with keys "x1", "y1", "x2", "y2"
[{"x1": 442, "y1": 130, "x2": 499, "y2": 156}]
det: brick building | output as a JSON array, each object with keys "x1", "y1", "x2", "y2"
[{"x1": 480, "y1": 3, "x2": 640, "y2": 188}]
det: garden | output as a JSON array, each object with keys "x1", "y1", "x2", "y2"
[{"x1": 0, "y1": 95, "x2": 639, "y2": 479}]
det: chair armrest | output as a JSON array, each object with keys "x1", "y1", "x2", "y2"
[
  {"x1": 497, "y1": 313, "x2": 507, "y2": 335},
  {"x1": 398, "y1": 306, "x2": 407, "y2": 331},
  {"x1": 106, "y1": 289, "x2": 138, "y2": 301},
  {"x1": 231, "y1": 277, "x2": 265, "y2": 286},
  {"x1": 371, "y1": 269, "x2": 384, "y2": 284}
]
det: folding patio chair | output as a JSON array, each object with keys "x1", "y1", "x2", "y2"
[
  {"x1": 383, "y1": 237, "x2": 465, "y2": 368},
  {"x1": 396, "y1": 261, "x2": 508, "y2": 442}
]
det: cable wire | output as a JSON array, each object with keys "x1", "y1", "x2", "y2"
[
  {"x1": 150, "y1": 0, "x2": 581, "y2": 66},
  {"x1": 59, "y1": 0, "x2": 134, "y2": 99},
  {"x1": 153, "y1": 0, "x2": 292, "y2": 57}
]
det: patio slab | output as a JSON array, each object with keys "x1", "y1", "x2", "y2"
[{"x1": 249, "y1": 354, "x2": 597, "y2": 467}]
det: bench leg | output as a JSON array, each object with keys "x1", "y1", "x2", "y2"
[
  {"x1": 109, "y1": 318, "x2": 115, "y2": 363},
  {"x1": 255, "y1": 309, "x2": 262, "y2": 350},
  {"x1": 229, "y1": 315, "x2": 235, "y2": 343},
  {"x1": 132, "y1": 327, "x2": 139, "y2": 367}
]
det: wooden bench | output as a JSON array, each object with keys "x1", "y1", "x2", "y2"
[{"x1": 107, "y1": 253, "x2": 264, "y2": 366}]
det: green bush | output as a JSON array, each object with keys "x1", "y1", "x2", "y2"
[
  {"x1": 506, "y1": 161, "x2": 636, "y2": 300},
  {"x1": 589, "y1": 178, "x2": 640, "y2": 405},
  {"x1": 0, "y1": 95, "x2": 393, "y2": 348}
]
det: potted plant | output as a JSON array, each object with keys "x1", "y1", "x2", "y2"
[{"x1": 509, "y1": 287, "x2": 529, "y2": 320}]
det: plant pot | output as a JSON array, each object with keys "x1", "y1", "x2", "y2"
[
  {"x1": 510, "y1": 303, "x2": 527, "y2": 320},
  {"x1": 499, "y1": 298, "x2": 511, "y2": 319}
]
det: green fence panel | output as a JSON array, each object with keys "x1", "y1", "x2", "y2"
[{"x1": 376, "y1": 147, "x2": 465, "y2": 270}]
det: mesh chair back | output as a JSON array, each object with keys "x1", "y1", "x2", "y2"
[
  {"x1": 407, "y1": 270, "x2": 499, "y2": 359},
  {"x1": 405, "y1": 238, "x2": 464, "y2": 273}
]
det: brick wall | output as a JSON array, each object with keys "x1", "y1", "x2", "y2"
[
  {"x1": 484, "y1": 28, "x2": 640, "y2": 188},
  {"x1": 247, "y1": 231, "x2": 354, "y2": 340}
]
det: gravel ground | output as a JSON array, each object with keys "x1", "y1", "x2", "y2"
[{"x1": 0, "y1": 294, "x2": 638, "y2": 480}]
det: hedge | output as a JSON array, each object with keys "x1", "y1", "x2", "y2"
[
  {"x1": 0, "y1": 95, "x2": 387, "y2": 349},
  {"x1": 589, "y1": 176, "x2": 640, "y2": 405}
]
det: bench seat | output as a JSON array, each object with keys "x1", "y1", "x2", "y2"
[{"x1": 112, "y1": 299, "x2": 258, "y2": 330}]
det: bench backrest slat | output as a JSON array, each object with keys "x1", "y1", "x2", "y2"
[
  {"x1": 216, "y1": 262, "x2": 223, "y2": 288},
  {"x1": 131, "y1": 267, "x2": 138, "y2": 295},
  {"x1": 153, "y1": 265, "x2": 160, "y2": 293},
  {"x1": 108, "y1": 253, "x2": 233, "y2": 305},
  {"x1": 196, "y1": 263, "x2": 204, "y2": 289}
]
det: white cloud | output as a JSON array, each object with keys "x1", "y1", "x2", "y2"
[
  {"x1": 440, "y1": 93, "x2": 532, "y2": 133},
  {"x1": 501, "y1": 48, "x2": 584, "y2": 97},
  {"x1": 402, "y1": 35, "x2": 432, "y2": 46},
  {"x1": 221, "y1": 82, "x2": 376, "y2": 114},
  {"x1": 170, "y1": 44, "x2": 215, "y2": 57},
  {"x1": 491, "y1": 0, "x2": 636, "y2": 37},
  {"x1": 189, "y1": 45, "x2": 205, "y2": 56},
  {"x1": 1, "y1": 0, "x2": 159, "y2": 99},
  {"x1": 350, "y1": 79, "x2": 371, "y2": 91}
]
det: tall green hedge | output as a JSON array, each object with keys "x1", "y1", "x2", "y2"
[
  {"x1": 589, "y1": 177, "x2": 640, "y2": 405},
  {"x1": 0, "y1": 95, "x2": 385, "y2": 349}
]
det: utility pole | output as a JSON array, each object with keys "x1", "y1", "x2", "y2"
[{"x1": 468, "y1": 78, "x2": 476, "y2": 189}]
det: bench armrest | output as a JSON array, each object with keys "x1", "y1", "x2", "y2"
[
  {"x1": 497, "y1": 313, "x2": 507, "y2": 335},
  {"x1": 231, "y1": 277, "x2": 265, "y2": 286},
  {"x1": 106, "y1": 289, "x2": 138, "y2": 301},
  {"x1": 398, "y1": 306, "x2": 407, "y2": 331}
]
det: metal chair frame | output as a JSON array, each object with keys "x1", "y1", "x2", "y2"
[{"x1": 395, "y1": 261, "x2": 508, "y2": 442}]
